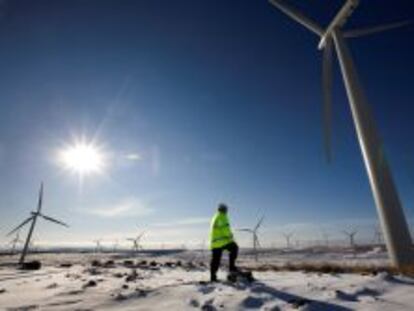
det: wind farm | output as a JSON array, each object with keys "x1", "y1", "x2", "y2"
[{"x1": 1, "y1": 0, "x2": 414, "y2": 310}]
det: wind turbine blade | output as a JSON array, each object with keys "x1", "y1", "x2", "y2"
[
  {"x1": 322, "y1": 38, "x2": 334, "y2": 163},
  {"x1": 255, "y1": 216, "x2": 265, "y2": 231},
  {"x1": 7, "y1": 217, "x2": 34, "y2": 236},
  {"x1": 40, "y1": 214, "x2": 69, "y2": 227},
  {"x1": 344, "y1": 20, "x2": 413, "y2": 38},
  {"x1": 268, "y1": 0, "x2": 323, "y2": 36},
  {"x1": 36, "y1": 182, "x2": 44, "y2": 213}
]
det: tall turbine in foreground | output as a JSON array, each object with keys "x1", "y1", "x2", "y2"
[
  {"x1": 7, "y1": 183, "x2": 69, "y2": 264},
  {"x1": 269, "y1": 0, "x2": 414, "y2": 268},
  {"x1": 238, "y1": 216, "x2": 264, "y2": 262}
]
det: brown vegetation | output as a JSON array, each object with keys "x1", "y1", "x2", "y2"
[{"x1": 243, "y1": 262, "x2": 414, "y2": 277}]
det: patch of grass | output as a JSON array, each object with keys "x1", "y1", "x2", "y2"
[
  {"x1": 244, "y1": 262, "x2": 414, "y2": 277},
  {"x1": 394, "y1": 265, "x2": 414, "y2": 277}
]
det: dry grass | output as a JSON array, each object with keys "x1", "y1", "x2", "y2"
[
  {"x1": 397, "y1": 265, "x2": 414, "y2": 277},
  {"x1": 243, "y1": 262, "x2": 414, "y2": 277}
]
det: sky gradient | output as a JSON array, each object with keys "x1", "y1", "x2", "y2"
[{"x1": 0, "y1": 0, "x2": 413, "y2": 249}]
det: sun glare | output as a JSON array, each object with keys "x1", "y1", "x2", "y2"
[{"x1": 59, "y1": 142, "x2": 105, "y2": 175}]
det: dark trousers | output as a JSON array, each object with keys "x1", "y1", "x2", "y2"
[{"x1": 210, "y1": 242, "x2": 238, "y2": 277}]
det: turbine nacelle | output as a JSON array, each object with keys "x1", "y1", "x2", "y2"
[{"x1": 318, "y1": 0, "x2": 360, "y2": 50}]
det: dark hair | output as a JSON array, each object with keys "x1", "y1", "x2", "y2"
[{"x1": 218, "y1": 203, "x2": 228, "y2": 213}]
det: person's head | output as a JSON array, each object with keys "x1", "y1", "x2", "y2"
[{"x1": 218, "y1": 203, "x2": 228, "y2": 214}]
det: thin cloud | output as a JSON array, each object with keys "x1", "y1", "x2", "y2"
[{"x1": 83, "y1": 197, "x2": 153, "y2": 218}]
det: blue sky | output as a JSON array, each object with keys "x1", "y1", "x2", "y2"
[{"x1": 0, "y1": 0, "x2": 413, "y2": 248}]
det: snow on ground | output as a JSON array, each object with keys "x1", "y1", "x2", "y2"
[{"x1": 0, "y1": 249, "x2": 413, "y2": 310}]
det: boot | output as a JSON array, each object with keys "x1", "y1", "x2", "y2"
[{"x1": 210, "y1": 272, "x2": 218, "y2": 282}]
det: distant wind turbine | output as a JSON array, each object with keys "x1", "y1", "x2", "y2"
[
  {"x1": 282, "y1": 232, "x2": 294, "y2": 249},
  {"x1": 7, "y1": 182, "x2": 69, "y2": 264},
  {"x1": 268, "y1": 0, "x2": 414, "y2": 268},
  {"x1": 320, "y1": 229, "x2": 330, "y2": 247},
  {"x1": 373, "y1": 225, "x2": 383, "y2": 246},
  {"x1": 112, "y1": 239, "x2": 119, "y2": 253},
  {"x1": 94, "y1": 239, "x2": 102, "y2": 253},
  {"x1": 238, "y1": 216, "x2": 264, "y2": 262},
  {"x1": 8, "y1": 231, "x2": 23, "y2": 255},
  {"x1": 343, "y1": 230, "x2": 358, "y2": 248},
  {"x1": 127, "y1": 231, "x2": 145, "y2": 253}
]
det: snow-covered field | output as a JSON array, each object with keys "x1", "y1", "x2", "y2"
[{"x1": 0, "y1": 249, "x2": 413, "y2": 310}]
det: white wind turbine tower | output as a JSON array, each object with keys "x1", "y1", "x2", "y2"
[
  {"x1": 7, "y1": 182, "x2": 69, "y2": 264},
  {"x1": 238, "y1": 216, "x2": 264, "y2": 262},
  {"x1": 127, "y1": 231, "x2": 145, "y2": 254},
  {"x1": 269, "y1": 0, "x2": 414, "y2": 268}
]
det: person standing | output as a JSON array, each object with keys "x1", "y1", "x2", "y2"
[{"x1": 209, "y1": 203, "x2": 239, "y2": 282}]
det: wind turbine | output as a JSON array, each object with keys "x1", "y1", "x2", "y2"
[
  {"x1": 343, "y1": 229, "x2": 358, "y2": 248},
  {"x1": 112, "y1": 239, "x2": 119, "y2": 253},
  {"x1": 282, "y1": 232, "x2": 294, "y2": 249},
  {"x1": 320, "y1": 229, "x2": 330, "y2": 247},
  {"x1": 94, "y1": 239, "x2": 102, "y2": 253},
  {"x1": 373, "y1": 225, "x2": 383, "y2": 246},
  {"x1": 238, "y1": 216, "x2": 264, "y2": 262},
  {"x1": 7, "y1": 182, "x2": 69, "y2": 264},
  {"x1": 8, "y1": 231, "x2": 23, "y2": 255},
  {"x1": 126, "y1": 231, "x2": 145, "y2": 253},
  {"x1": 269, "y1": 0, "x2": 414, "y2": 268}
]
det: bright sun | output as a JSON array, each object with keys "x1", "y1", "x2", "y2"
[{"x1": 59, "y1": 142, "x2": 105, "y2": 175}]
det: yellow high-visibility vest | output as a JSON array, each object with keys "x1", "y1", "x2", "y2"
[{"x1": 209, "y1": 212, "x2": 234, "y2": 249}]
